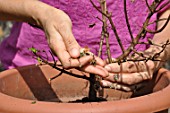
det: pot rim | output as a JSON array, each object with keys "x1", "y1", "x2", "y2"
[{"x1": 0, "y1": 65, "x2": 170, "y2": 113}]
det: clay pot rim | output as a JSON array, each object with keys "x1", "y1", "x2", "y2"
[{"x1": 0, "y1": 66, "x2": 170, "y2": 113}]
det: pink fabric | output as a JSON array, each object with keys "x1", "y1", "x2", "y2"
[{"x1": 0, "y1": 0, "x2": 169, "y2": 69}]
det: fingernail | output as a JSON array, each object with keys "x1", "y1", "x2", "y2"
[{"x1": 105, "y1": 66, "x2": 111, "y2": 71}]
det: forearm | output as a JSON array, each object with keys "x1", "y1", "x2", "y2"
[
  {"x1": 0, "y1": 0, "x2": 50, "y2": 26},
  {"x1": 150, "y1": 9, "x2": 170, "y2": 61}
]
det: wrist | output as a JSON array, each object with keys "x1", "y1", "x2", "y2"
[
  {"x1": 23, "y1": 0, "x2": 52, "y2": 27},
  {"x1": 146, "y1": 45, "x2": 165, "y2": 60},
  {"x1": 146, "y1": 45, "x2": 169, "y2": 69}
]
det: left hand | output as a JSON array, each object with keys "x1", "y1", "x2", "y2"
[
  {"x1": 100, "y1": 59, "x2": 158, "y2": 92},
  {"x1": 100, "y1": 9, "x2": 170, "y2": 92}
]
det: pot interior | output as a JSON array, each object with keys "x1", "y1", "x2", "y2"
[{"x1": 0, "y1": 65, "x2": 169, "y2": 103}]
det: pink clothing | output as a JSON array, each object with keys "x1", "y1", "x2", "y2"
[{"x1": 0, "y1": 0, "x2": 169, "y2": 69}]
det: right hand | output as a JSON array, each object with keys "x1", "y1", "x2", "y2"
[{"x1": 33, "y1": 2, "x2": 108, "y2": 77}]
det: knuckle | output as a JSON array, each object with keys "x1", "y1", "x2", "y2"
[
  {"x1": 126, "y1": 78, "x2": 135, "y2": 85},
  {"x1": 58, "y1": 24, "x2": 76, "y2": 47},
  {"x1": 127, "y1": 63, "x2": 135, "y2": 71},
  {"x1": 62, "y1": 63, "x2": 71, "y2": 69},
  {"x1": 57, "y1": 17, "x2": 72, "y2": 30},
  {"x1": 58, "y1": 22, "x2": 69, "y2": 31},
  {"x1": 66, "y1": 38, "x2": 75, "y2": 46},
  {"x1": 126, "y1": 68, "x2": 133, "y2": 73}
]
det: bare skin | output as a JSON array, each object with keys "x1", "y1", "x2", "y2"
[
  {"x1": 101, "y1": 9, "x2": 170, "y2": 91},
  {"x1": 0, "y1": 0, "x2": 169, "y2": 91},
  {"x1": 0, "y1": 0, "x2": 108, "y2": 77}
]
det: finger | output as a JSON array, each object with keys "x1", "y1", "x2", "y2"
[
  {"x1": 47, "y1": 26, "x2": 105, "y2": 69},
  {"x1": 104, "y1": 71, "x2": 153, "y2": 85},
  {"x1": 65, "y1": 55, "x2": 95, "y2": 69},
  {"x1": 100, "y1": 80, "x2": 146, "y2": 92},
  {"x1": 64, "y1": 53, "x2": 105, "y2": 69},
  {"x1": 46, "y1": 27, "x2": 74, "y2": 68},
  {"x1": 105, "y1": 61, "x2": 154, "y2": 73},
  {"x1": 80, "y1": 65, "x2": 109, "y2": 78},
  {"x1": 49, "y1": 49, "x2": 104, "y2": 70},
  {"x1": 57, "y1": 22, "x2": 80, "y2": 58},
  {"x1": 105, "y1": 58, "x2": 116, "y2": 64},
  {"x1": 104, "y1": 61, "x2": 139, "y2": 73},
  {"x1": 100, "y1": 80, "x2": 132, "y2": 91},
  {"x1": 46, "y1": 27, "x2": 83, "y2": 69},
  {"x1": 94, "y1": 56, "x2": 106, "y2": 67}
]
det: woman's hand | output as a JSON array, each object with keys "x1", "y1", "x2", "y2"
[
  {"x1": 33, "y1": 2, "x2": 109, "y2": 77},
  {"x1": 100, "y1": 59, "x2": 155, "y2": 91},
  {"x1": 99, "y1": 47, "x2": 161, "y2": 91},
  {"x1": 100, "y1": 44, "x2": 168, "y2": 91},
  {"x1": 100, "y1": 9, "x2": 170, "y2": 92},
  {"x1": 0, "y1": 0, "x2": 108, "y2": 76}
]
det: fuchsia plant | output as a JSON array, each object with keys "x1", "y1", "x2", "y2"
[
  {"x1": 30, "y1": 0, "x2": 170, "y2": 101},
  {"x1": 90, "y1": 0, "x2": 170, "y2": 63}
]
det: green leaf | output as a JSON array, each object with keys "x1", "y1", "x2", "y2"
[
  {"x1": 31, "y1": 101, "x2": 36, "y2": 104},
  {"x1": 37, "y1": 57, "x2": 42, "y2": 63},
  {"x1": 29, "y1": 47, "x2": 38, "y2": 54}
]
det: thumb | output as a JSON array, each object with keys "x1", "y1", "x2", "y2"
[{"x1": 58, "y1": 22, "x2": 80, "y2": 58}]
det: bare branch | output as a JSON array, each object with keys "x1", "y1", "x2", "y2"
[
  {"x1": 90, "y1": 0, "x2": 125, "y2": 54},
  {"x1": 145, "y1": 15, "x2": 170, "y2": 34},
  {"x1": 124, "y1": 0, "x2": 134, "y2": 41},
  {"x1": 145, "y1": 0, "x2": 152, "y2": 12},
  {"x1": 49, "y1": 50, "x2": 57, "y2": 67},
  {"x1": 148, "y1": 18, "x2": 169, "y2": 26},
  {"x1": 99, "y1": 0, "x2": 112, "y2": 63},
  {"x1": 155, "y1": 0, "x2": 170, "y2": 12},
  {"x1": 30, "y1": 49, "x2": 91, "y2": 81}
]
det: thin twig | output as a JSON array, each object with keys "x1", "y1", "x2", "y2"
[
  {"x1": 148, "y1": 18, "x2": 169, "y2": 26},
  {"x1": 155, "y1": 0, "x2": 170, "y2": 12},
  {"x1": 145, "y1": 0, "x2": 152, "y2": 12},
  {"x1": 124, "y1": 0, "x2": 134, "y2": 41},
  {"x1": 90, "y1": 0, "x2": 125, "y2": 54},
  {"x1": 145, "y1": 15, "x2": 170, "y2": 34}
]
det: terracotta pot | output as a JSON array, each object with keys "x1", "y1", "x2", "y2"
[{"x1": 0, "y1": 64, "x2": 170, "y2": 113}]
